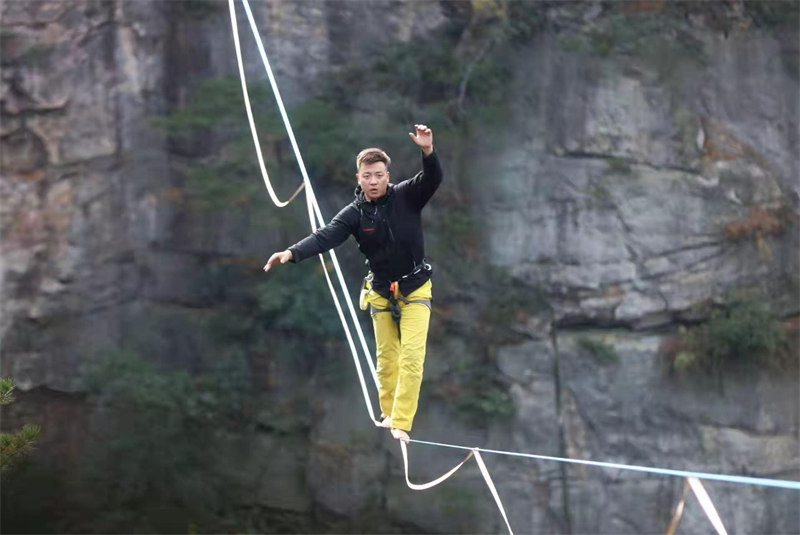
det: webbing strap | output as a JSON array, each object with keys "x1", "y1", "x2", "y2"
[
  {"x1": 399, "y1": 442, "x2": 513, "y2": 534},
  {"x1": 400, "y1": 440, "x2": 473, "y2": 490},
  {"x1": 474, "y1": 449, "x2": 514, "y2": 535},
  {"x1": 409, "y1": 438, "x2": 800, "y2": 490},
  {"x1": 399, "y1": 298, "x2": 432, "y2": 309},
  {"x1": 688, "y1": 477, "x2": 728, "y2": 535},
  {"x1": 665, "y1": 479, "x2": 691, "y2": 535}
]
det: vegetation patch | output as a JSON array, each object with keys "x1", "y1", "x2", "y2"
[
  {"x1": 722, "y1": 205, "x2": 788, "y2": 242},
  {"x1": 743, "y1": 1, "x2": 800, "y2": 29},
  {"x1": 427, "y1": 354, "x2": 515, "y2": 426},
  {"x1": 257, "y1": 261, "x2": 343, "y2": 338},
  {"x1": 576, "y1": 336, "x2": 619, "y2": 364},
  {"x1": 67, "y1": 348, "x2": 253, "y2": 532},
  {"x1": 660, "y1": 295, "x2": 795, "y2": 383},
  {"x1": 722, "y1": 205, "x2": 793, "y2": 261},
  {"x1": 587, "y1": 183, "x2": 615, "y2": 207},
  {"x1": 451, "y1": 376, "x2": 515, "y2": 425},
  {"x1": 0, "y1": 378, "x2": 41, "y2": 474},
  {"x1": 606, "y1": 156, "x2": 633, "y2": 176}
]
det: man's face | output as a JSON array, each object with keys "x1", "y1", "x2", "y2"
[{"x1": 357, "y1": 161, "x2": 390, "y2": 201}]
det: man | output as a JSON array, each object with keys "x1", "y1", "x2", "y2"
[{"x1": 264, "y1": 124, "x2": 442, "y2": 442}]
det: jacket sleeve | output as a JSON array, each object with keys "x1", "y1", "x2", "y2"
[
  {"x1": 400, "y1": 150, "x2": 443, "y2": 210},
  {"x1": 288, "y1": 204, "x2": 358, "y2": 263}
]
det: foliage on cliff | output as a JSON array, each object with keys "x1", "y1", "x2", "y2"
[
  {"x1": 661, "y1": 294, "x2": 794, "y2": 382},
  {"x1": 0, "y1": 378, "x2": 41, "y2": 474},
  {"x1": 67, "y1": 349, "x2": 252, "y2": 532}
]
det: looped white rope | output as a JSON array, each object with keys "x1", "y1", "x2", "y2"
[
  {"x1": 400, "y1": 440, "x2": 473, "y2": 490},
  {"x1": 235, "y1": 0, "x2": 381, "y2": 397},
  {"x1": 227, "y1": 0, "x2": 298, "y2": 208},
  {"x1": 228, "y1": 0, "x2": 380, "y2": 426}
]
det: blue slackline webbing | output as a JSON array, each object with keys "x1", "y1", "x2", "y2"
[{"x1": 409, "y1": 438, "x2": 800, "y2": 490}]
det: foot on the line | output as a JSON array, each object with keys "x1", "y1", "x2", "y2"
[
  {"x1": 378, "y1": 416, "x2": 392, "y2": 428},
  {"x1": 391, "y1": 428, "x2": 410, "y2": 442}
]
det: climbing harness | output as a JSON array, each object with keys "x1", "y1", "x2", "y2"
[
  {"x1": 362, "y1": 262, "x2": 433, "y2": 328},
  {"x1": 227, "y1": 2, "x2": 800, "y2": 533}
]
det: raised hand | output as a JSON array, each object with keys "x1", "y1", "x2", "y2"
[{"x1": 408, "y1": 124, "x2": 433, "y2": 156}]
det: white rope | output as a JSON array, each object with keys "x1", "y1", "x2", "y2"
[
  {"x1": 688, "y1": 477, "x2": 729, "y2": 535},
  {"x1": 400, "y1": 440, "x2": 473, "y2": 490},
  {"x1": 226, "y1": 0, "x2": 295, "y2": 208},
  {"x1": 227, "y1": 3, "x2": 513, "y2": 530},
  {"x1": 474, "y1": 449, "x2": 514, "y2": 535},
  {"x1": 239, "y1": 0, "x2": 380, "y2": 393},
  {"x1": 228, "y1": 0, "x2": 379, "y2": 425}
]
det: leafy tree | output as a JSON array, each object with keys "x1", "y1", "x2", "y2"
[
  {"x1": 63, "y1": 349, "x2": 253, "y2": 533},
  {"x1": 0, "y1": 377, "x2": 40, "y2": 474},
  {"x1": 661, "y1": 295, "x2": 794, "y2": 389},
  {"x1": 257, "y1": 261, "x2": 342, "y2": 338}
]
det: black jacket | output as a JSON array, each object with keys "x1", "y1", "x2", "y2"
[{"x1": 289, "y1": 151, "x2": 443, "y2": 298}]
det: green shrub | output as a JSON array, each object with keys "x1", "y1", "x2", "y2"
[
  {"x1": 577, "y1": 336, "x2": 619, "y2": 364},
  {"x1": 257, "y1": 261, "x2": 342, "y2": 338},
  {"x1": 606, "y1": 157, "x2": 633, "y2": 176},
  {"x1": 71, "y1": 349, "x2": 252, "y2": 532},
  {"x1": 454, "y1": 378, "x2": 515, "y2": 424},
  {"x1": 744, "y1": 1, "x2": 799, "y2": 29},
  {"x1": 661, "y1": 296, "x2": 791, "y2": 380},
  {"x1": 0, "y1": 378, "x2": 41, "y2": 474},
  {"x1": 588, "y1": 184, "x2": 614, "y2": 206},
  {"x1": 701, "y1": 297, "x2": 787, "y2": 366}
]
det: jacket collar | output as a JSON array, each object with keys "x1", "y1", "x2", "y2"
[{"x1": 354, "y1": 183, "x2": 394, "y2": 206}]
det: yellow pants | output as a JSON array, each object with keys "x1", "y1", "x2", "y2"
[{"x1": 365, "y1": 279, "x2": 432, "y2": 432}]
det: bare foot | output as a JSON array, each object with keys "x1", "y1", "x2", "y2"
[
  {"x1": 391, "y1": 428, "x2": 410, "y2": 442},
  {"x1": 378, "y1": 416, "x2": 392, "y2": 428}
]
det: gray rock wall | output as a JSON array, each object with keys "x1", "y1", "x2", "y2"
[{"x1": 2, "y1": 1, "x2": 797, "y2": 533}]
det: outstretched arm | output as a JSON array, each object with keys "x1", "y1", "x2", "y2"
[{"x1": 263, "y1": 204, "x2": 358, "y2": 272}]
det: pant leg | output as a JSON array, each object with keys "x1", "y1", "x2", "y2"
[
  {"x1": 368, "y1": 290, "x2": 401, "y2": 419},
  {"x1": 390, "y1": 280, "x2": 433, "y2": 432}
]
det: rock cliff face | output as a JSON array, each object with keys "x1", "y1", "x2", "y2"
[{"x1": 2, "y1": 1, "x2": 798, "y2": 533}]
